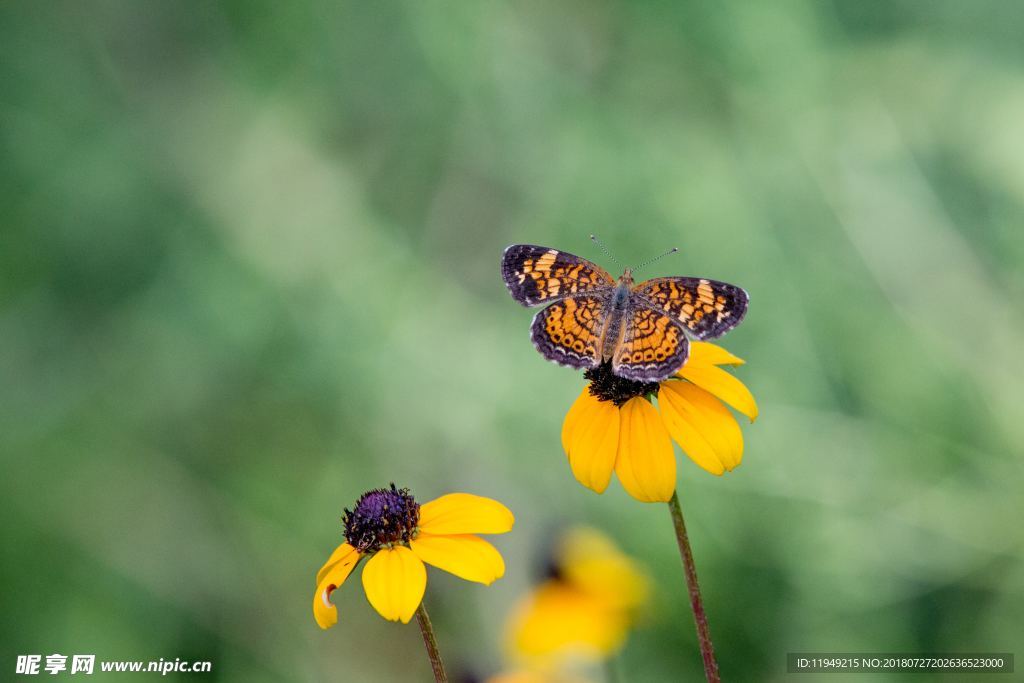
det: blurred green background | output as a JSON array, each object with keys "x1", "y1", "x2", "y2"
[{"x1": 3, "y1": 1, "x2": 1023, "y2": 681}]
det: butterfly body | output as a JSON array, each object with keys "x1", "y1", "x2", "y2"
[
  {"x1": 596, "y1": 269, "x2": 634, "y2": 362},
  {"x1": 502, "y1": 244, "x2": 748, "y2": 382}
]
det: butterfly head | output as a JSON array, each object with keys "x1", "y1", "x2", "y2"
[{"x1": 611, "y1": 269, "x2": 634, "y2": 309}]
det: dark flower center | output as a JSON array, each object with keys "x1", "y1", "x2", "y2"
[
  {"x1": 541, "y1": 558, "x2": 564, "y2": 582},
  {"x1": 584, "y1": 362, "x2": 660, "y2": 406},
  {"x1": 343, "y1": 484, "x2": 420, "y2": 553}
]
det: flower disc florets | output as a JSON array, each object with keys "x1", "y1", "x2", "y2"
[
  {"x1": 343, "y1": 484, "x2": 420, "y2": 553},
  {"x1": 584, "y1": 362, "x2": 660, "y2": 406}
]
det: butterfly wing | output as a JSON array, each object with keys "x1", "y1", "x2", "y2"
[
  {"x1": 530, "y1": 295, "x2": 606, "y2": 370},
  {"x1": 502, "y1": 245, "x2": 614, "y2": 307},
  {"x1": 611, "y1": 301, "x2": 689, "y2": 382},
  {"x1": 633, "y1": 277, "x2": 748, "y2": 340}
]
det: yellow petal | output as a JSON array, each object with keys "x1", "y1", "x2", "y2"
[
  {"x1": 614, "y1": 397, "x2": 676, "y2": 503},
  {"x1": 312, "y1": 548, "x2": 361, "y2": 629},
  {"x1": 316, "y1": 542, "x2": 359, "y2": 585},
  {"x1": 411, "y1": 533, "x2": 505, "y2": 585},
  {"x1": 561, "y1": 386, "x2": 592, "y2": 454},
  {"x1": 507, "y1": 581, "x2": 628, "y2": 659},
  {"x1": 486, "y1": 671, "x2": 554, "y2": 683},
  {"x1": 659, "y1": 381, "x2": 743, "y2": 474},
  {"x1": 677, "y1": 363, "x2": 758, "y2": 421},
  {"x1": 658, "y1": 385, "x2": 724, "y2": 475},
  {"x1": 558, "y1": 528, "x2": 651, "y2": 611},
  {"x1": 686, "y1": 341, "x2": 745, "y2": 367},
  {"x1": 418, "y1": 493, "x2": 514, "y2": 536},
  {"x1": 565, "y1": 389, "x2": 620, "y2": 494},
  {"x1": 361, "y1": 546, "x2": 426, "y2": 623}
]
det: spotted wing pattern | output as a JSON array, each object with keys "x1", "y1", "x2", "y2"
[
  {"x1": 502, "y1": 245, "x2": 614, "y2": 307},
  {"x1": 530, "y1": 295, "x2": 606, "y2": 370},
  {"x1": 633, "y1": 277, "x2": 748, "y2": 340},
  {"x1": 611, "y1": 302, "x2": 689, "y2": 381}
]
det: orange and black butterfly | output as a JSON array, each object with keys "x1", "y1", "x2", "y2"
[{"x1": 501, "y1": 243, "x2": 748, "y2": 381}]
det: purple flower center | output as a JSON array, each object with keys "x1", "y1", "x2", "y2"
[{"x1": 343, "y1": 484, "x2": 420, "y2": 553}]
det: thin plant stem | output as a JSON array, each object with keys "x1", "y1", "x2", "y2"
[
  {"x1": 668, "y1": 490, "x2": 721, "y2": 683},
  {"x1": 415, "y1": 601, "x2": 449, "y2": 683}
]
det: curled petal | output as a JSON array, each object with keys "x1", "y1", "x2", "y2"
[
  {"x1": 614, "y1": 397, "x2": 676, "y2": 503},
  {"x1": 411, "y1": 533, "x2": 505, "y2": 585},
  {"x1": 686, "y1": 341, "x2": 745, "y2": 367},
  {"x1": 563, "y1": 388, "x2": 620, "y2": 494},
  {"x1": 312, "y1": 548, "x2": 361, "y2": 629},
  {"x1": 361, "y1": 546, "x2": 426, "y2": 623},
  {"x1": 677, "y1": 363, "x2": 758, "y2": 421},
  {"x1": 418, "y1": 493, "x2": 514, "y2": 536},
  {"x1": 316, "y1": 542, "x2": 359, "y2": 585},
  {"x1": 659, "y1": 381, "x2": 743, "y2": 474}
]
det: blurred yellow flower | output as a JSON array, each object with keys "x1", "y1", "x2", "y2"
[
  {"x1": 562, "y1": 341, "x2": 757, "y2": 502},
  {"x1": 506, "y1": 527, "x2": 650, "y2": 664},
  {"x1": 313, "y1": 485, "x2": 514, "y2": 627},
  {"x1": 487, "y1": 669, "x2": 592, "y2": 683}
]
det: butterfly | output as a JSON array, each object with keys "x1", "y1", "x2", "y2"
[{"x1": 501, "y1": 244, "x2": 748, "y2": 382}]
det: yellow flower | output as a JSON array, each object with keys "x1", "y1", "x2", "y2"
[
  {"x1": 487, "y1": 670, "x2": 592, "y2": 683},
  {"x1": 556, "y1": 527, "x2": 650, "y2": 613},
  {"x1": 562, "y1": 341, "x2": 757, "y2": 502},
  {"x1": 506, "y1": 527, "x2": 650, "y2": 663},
  {"x1": 313, "y1": 484, "x2": 514, "y2": 628},
  {"x1": 487, "y1": 667, "x2": 593, "y2": 683}
]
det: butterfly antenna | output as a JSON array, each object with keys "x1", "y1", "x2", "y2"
[
  {"x1": 590, "y1": 234, "x2": 622, "y2": 267},
  {"x1": 632, "y1": 247, "x2": 679, "y2": 273}
]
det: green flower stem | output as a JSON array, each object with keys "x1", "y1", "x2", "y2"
[
  {"x1": 668, "y1": 490, "x2": 721, "y2": 683},
  {"x1": 415, "y1": 601, "x2": 449, "y2": 683}
]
